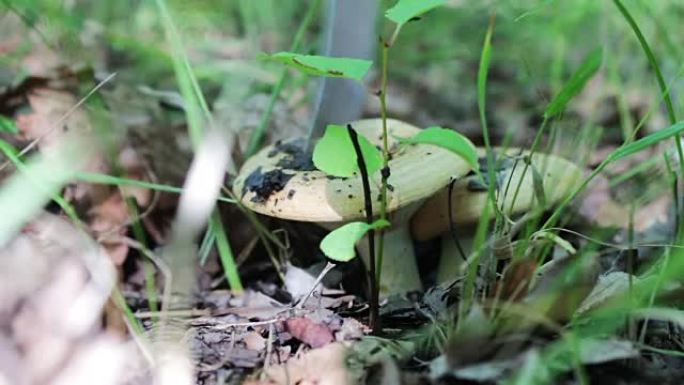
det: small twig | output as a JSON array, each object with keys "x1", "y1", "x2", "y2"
[
  {"x1": 191, "y1": 318, "x2": 280, "y2": 330},
  {"x1": 264, "y1": 322, "x2": 275, "y2": 378},
  {"x1": 135, "y1": 309, "x2": 211, "y2": 319},
  {"x1": 296, "y1": 261, "x2": 336, "y2": 309}
]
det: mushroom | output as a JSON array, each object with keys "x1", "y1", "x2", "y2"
[
  {"x1": 410, "y1": 148, "x2": 583, "y2": 283},
  {"x1": 233, "y1": 119, "x2": 472, "y2": 295}
]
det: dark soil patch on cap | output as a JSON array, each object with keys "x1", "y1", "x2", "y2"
[{"x1": 242, "y1": 166, "x2": 295, "y2": 203}]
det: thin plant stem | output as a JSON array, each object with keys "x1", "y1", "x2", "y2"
[
  {"x1": 347, "y1": 124, "x2": 379, "y2": 332},
  {"x1": 508, "y1": 117, "x2": 549, "y2": 216},
  {"x1": 375, "y1": 24, "x2": 401, "y2": 286}
]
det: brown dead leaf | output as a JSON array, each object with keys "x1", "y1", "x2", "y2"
[
  {"x1": 116, "y1": 145, "x2": 153, "y2": 207},
  {"x1": 492, "y1": 259, "x2": 538, "y2": 302},
  {"x1": 18, "y1": 89, "x2": 91, "y2": 150},
  {"x1": 244, "y1": 331, "x2": 267, "y2": 352},
  {"x1": 523, "y1": 255, "x2": 599, "y2": 324},
  {"x1": 634, "y1": 194, "x2": 672, "y2": 233},
  {"x1": 285, "y1": 316, "x2": 334, "y2": 348},
  {"x1": 253, "y1": 343, "x2": 357, "y2": 385},
  {"x1": 0, "y1": 14, "x2": 63, "y2": 79},
  {"x1": 88, "y1": 193, "x2": 130, "y2": 266},
  {"x1": 578, "y1": 176, "x2": 628, "y2": 228}
]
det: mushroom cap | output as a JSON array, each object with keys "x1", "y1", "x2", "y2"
[
  {"x1": 233, "y1": 119, "x2": 473, "y2": 223},
  {"x1": 411, "y1": 148, "x2": 583, "y2": 241}
]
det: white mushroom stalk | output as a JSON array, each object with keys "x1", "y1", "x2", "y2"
[{"x1": 233, "y1": 119, "x2": 473, "y2": 295}]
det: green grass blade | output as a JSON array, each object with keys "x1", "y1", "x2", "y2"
[
  {"x1": 154, "y1": 0, "x2": 242, "y2": 294},
  {"x1": 544, "y1": 48, "x2": 602, "y2": 119},
  {"x1": 476, "y1": 15, "x2": 499, "y2": 213},
  {"x1": 198, "y1": 220, "x2": 217, "y2": 266},
  {"x1": 73, "y1": 172, "x2": 236, "y2": 204},
  {"x1": 542, "y1": 120, "x2": 684, "y2": 231},
  {"x1": 460, "y1": 14, "x2": 496, "y2": 322},
  {"x1": 153, "y1": 0, "x2": 207, "y2": 147},
  {"x1": 613, "y1": 0, "x2": 676, "y2": 124},
  {"x1": 0, "y1": 115, "x2": 19, "y2": 134},
  {"x1": 606, "y1": 121, "x2": 684, "y2": 162},
  {"x1": 211, "y1": 211, "x2": 243, "y2": 292},
  {"x1": 613, "y1": 0, "x2": 684, "y2": 238}
]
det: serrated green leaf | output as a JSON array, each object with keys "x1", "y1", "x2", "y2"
[
  {"x1": 399, "y1": 127, "x2": 478, "y2": 170},
  {"x1": 260, "y1": 52, "x2": 372, "y2": 81},
  {"x1": 0, "y1": 115, "x2": 19, "y2": 134},
  {"x1": 385, "y1": 0, "x2": 446, "y2": 26},
  {"x1": 313, "y1": 124, "x2": 383, "y2": 177},
  {"x1": 320, "y1": 220, "x2": 390, "y2": 262},
  {"x1": 544, "y1": 49, "x2": 602, "y2": 119}
]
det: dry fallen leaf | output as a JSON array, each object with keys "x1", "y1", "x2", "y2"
[
  {"x1": 285, "y1": 316, "x2": 334, "y2": 348},
  {"x1": 88, "y1": 192, "x2": 130, "y2": 266},
  {"x1": 244, "y1": 331, "x2": 267, "y2": 352},
  {"x1": 248, "y1": 343, "x2": 357, "y2": 385},
  {"x1": 18, "y1": 89, "x2": 93, "y2": 152},
  {"x1": 578, "y1": 176, "x2": 628, "y2": 228}
]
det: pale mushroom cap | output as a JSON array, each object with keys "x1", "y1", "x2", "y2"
[
  {"x1": 411, "y1": 148, "x2": 583, "y2": 241},
  {"x1": 233, "y1": 119, "x2": 473, "y2": 223}
]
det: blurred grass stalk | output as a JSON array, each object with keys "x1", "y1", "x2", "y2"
[
  {"x1": 152, "y1": 0, "x2": 238, "y2": 382},
  {"x1": 154, "y1": 0, "x2": 243, "y2": 297}
]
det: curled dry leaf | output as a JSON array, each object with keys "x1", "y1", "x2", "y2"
[
  {"x1": 18, "y1": 89, "x2": 93, "y2": 152},
  {"x1": 285, "y1": 316, "x2": 334, "y2": 348},
  {"x1": 493, "y1": 258, "x2": 538, "y2": 302}
]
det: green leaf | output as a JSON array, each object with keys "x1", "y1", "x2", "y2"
[
  {"x1": 606, "y1": 121, "x2": 684, "y2": 162},
  {"x1": 399, "y1": 126, "x2": 479, "y2": 170},
  {"x1": 313, "y1": 124, "x2": 383, "y2": 177},
  {"x1": 0, "y1": 115, "x2": 18, "y2": 134},
  {"x1": 544, "y1": 49, "x2": 602, "y2": 119},
  {"x1": 385, "y1": 0, "x2": 446, "y2": 26},
  {"x1": 320, "y1": 220, "x2": 390, "y2": 262},
  {"x1": 260, "y1": 52, "x2": 372, "y2": 81}
]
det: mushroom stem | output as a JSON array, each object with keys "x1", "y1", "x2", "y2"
[
  {"x1": 357, "y1": 224, "x2": 422, "y2": 295},
  {"x1": 437, "y1": 235, "x2": 471, "y2": 284}
]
